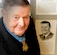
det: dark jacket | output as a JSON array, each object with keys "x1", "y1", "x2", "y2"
[
  {"x1": 0, "y1": 17, "x2": 40, "y2": 55},
  {"x1": 40, "y1": 32, "x2": 53, "y2": 40}
]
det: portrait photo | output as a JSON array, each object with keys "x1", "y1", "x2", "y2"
[
  {"x1": 39, "y1": 20, "x2": 53, "y2": 40},
  {"x1": 35, "y1": 19, "x2": 56, "y2": 54}
]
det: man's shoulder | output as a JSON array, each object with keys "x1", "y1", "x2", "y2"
[
  {"x1": 39, "y1": 34, "x2": 43, "y2": 37},
  {"x1": 0, "y1": 17, "x2": 3, "y2": 24},
  {"x1": 39, "y1": 34, "x2": 45, "y2": 40},
  {"x1": 0, "y1": 17, "x2": 5, "y2": 35},
  {"x1": 0, "y1": 18, "x2": 2, "y2": 29},
  {"x1": 39, "y1": 34, "x2": 44, "y2": 38},
  {"x1": 48, "y1": 32, "x2": 53, "y2": 37},
  {"x1": 50, "y1": 32, "x2": 53, "y2": 35}
]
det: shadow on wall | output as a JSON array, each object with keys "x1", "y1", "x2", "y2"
[{"x1": 0, "y1": 8, "x2": 2, "y2": 18}]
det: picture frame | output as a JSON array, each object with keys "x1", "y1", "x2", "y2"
[
  {"x1": 36, "y1": 0, "x2": 57, "y2": 15},
  {"x1": 35, "y1": 19, "x2": 56, "y2": 54}
]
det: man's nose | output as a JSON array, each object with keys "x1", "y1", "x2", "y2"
[{"x1": 18, "y1": 17, "x2": 24, "y2": 27}]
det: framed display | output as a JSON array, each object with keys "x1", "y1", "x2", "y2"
[
  {"x1": 35, "y1": 19, "x2": 56, "y2": 54},
  {"x1": 36, "y1": 0, "x2": 57, "y2": 15}
]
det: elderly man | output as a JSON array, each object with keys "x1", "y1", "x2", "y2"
[{"x1": 0, "y1": 0, "x2": 40, "y2": 55}]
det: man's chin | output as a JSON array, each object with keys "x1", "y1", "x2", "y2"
[{"x1": 14, "y1": 31, "x2": 25, "y2": 36}]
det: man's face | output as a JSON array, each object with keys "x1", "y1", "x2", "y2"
[
  {"x1": 2, "y1": 6, "x2": 30, "y2": 36},
  {"x1": 41, "y1": 23, "x2": 50, "y2": 35}
]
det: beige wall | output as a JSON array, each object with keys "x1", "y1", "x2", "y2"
[{"x1": 31, "y1": 0, "x2": 57, "y2": 55}]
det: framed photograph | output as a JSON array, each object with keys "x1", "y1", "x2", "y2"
[
  {"x1": 35, "y1": 19, "x2": 56, "y2": 54},
  {"x1": 36, "y1": 0, "x2": 57, "y2": 15}
]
